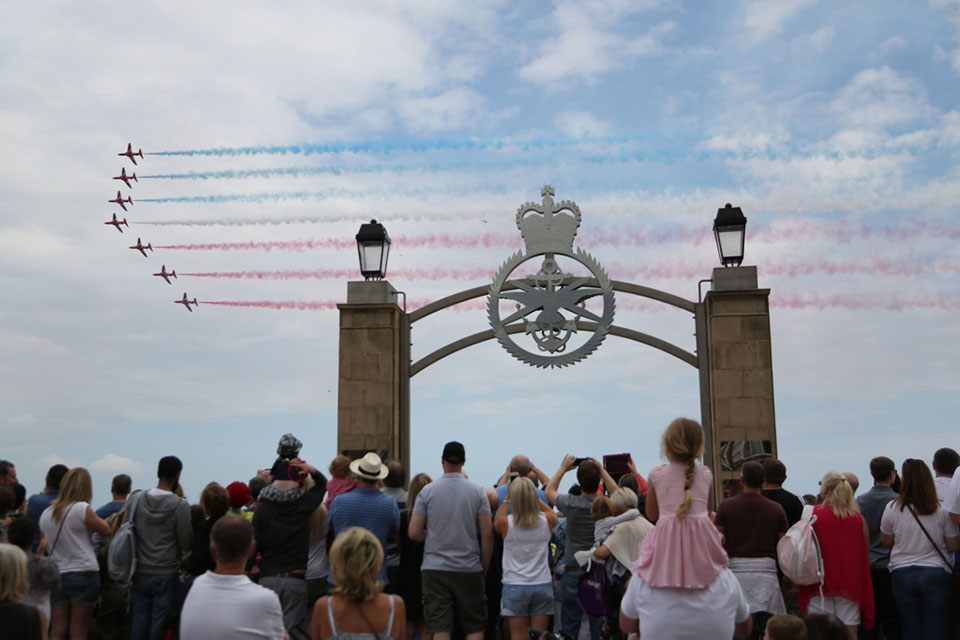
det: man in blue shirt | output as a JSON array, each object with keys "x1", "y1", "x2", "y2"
[
  {"x1": 328, "y1": 452, "x2": 400, "y2": 585},
  {"x1": 26, "y1": 464, "x2": 67, "y2": 550},
  {"x1": 96, "y1": 473, "x2": 132, "y2": 520}
]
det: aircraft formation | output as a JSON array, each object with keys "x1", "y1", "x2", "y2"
[{"x1": 106, "y1": 143, "x2": 197, "y2": 311}]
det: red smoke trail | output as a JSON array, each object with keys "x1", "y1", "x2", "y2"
[
  {"x1": 157, "y1": 239, "x2": 353, "y2": 251},
  {"x1": 200, "y1": 300, "x2": 340, "y2": 310},
  {"x1": 194, "y1": 293, "x2": 959, "y2": 312},
  {"x1": 769, "y1": 293, "x2": 960, "y2": 311},
  {"x1": 181, "y1": 258, "x2": 960, "y2": 283}
]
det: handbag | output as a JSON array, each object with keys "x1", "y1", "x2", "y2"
[
  {"x1": 576, "y1": 561, "x2": 607, "y2": 616},
  {"x1": 906, "y1": 506, "x2": 960, "y2": 603}
]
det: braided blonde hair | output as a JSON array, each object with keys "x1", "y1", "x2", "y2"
[{"x1": 662, "y1": 418, "x2": 704, "y2": 517}]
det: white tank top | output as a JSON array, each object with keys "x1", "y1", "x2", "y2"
[
  {"x1": 502, "y1": 513, "x2": 552, "y2": 585},
  {"x1": 39, "y1": 501, "x2": 98, "y2": 572}
]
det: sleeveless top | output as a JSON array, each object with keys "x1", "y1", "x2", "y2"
[
  {"x1": 0, "y1": 602, "x2": 42, "y2": 640},
  {"x1": 798, "y1": 506, "x2": 875, "y2": 630},
  {"x1": 39, "y1": 502, "x2": 99, "y2": 572},
  {"x1": 633, "y1": 463, "x2": 728, "y2": 589},
  {"x1": 502, "y1": 513, "x2": 552, "y2": 585},
  {"x1": 324, "y1": 595, "x2": 395, "y2": 640}
]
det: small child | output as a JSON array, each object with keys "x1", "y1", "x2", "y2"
[
  {"x1": 590, "y1": 496, "x2": 638, "y2": 546},
  {"x1": 6, "y1": 516, "x2": 59, "y2": 623},
  {"x1": 633, "y1": 417, "x2": 729, "y2": 589},
  {"x1": 324, "y1": 455, "x2": 355, "y2": 507},
  {"x1": 270, "y1": 433, "x2": 305, "y2": 484},
  {"x1": 763, "y1": 613, "x2": 806, "y2": 640}
]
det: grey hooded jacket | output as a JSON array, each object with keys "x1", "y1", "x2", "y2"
[{"x1": 124, "y1": 489, "x2": 193, "y2": 574}]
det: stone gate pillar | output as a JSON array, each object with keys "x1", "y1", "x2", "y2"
[
  {"x1": 702, "y1": 267, "x2": 777, "y2": 502},
  {"x1": 337, "y1": 281, "x2": 410, "y2": 475}
]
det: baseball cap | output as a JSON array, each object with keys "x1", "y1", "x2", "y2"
[{"x1": 442, "y1": 441, "x2": 465, "y2": 464}]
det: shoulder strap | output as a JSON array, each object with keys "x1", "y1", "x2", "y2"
[
  {"x1": 49, "y1": 503, "x2": 77, "y2": 555},
  {"x1": 326, "y1": 597, "x2": 340, "y2": 635},
  {"x1": 384, "y1": 595, "x2": 395, "y2": 636},
  {"x1": 906, "y1": 506, "x2": 953, "y2": 570}
]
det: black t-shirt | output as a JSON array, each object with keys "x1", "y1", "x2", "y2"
[
  {"x1": 0, "y1": 602, "x2": 42, "y2": 639},
  {"x1": 761, "y1": 488, "x2": 804, "y2": 526}
]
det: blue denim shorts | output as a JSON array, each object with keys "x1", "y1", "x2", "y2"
[
  {"x1": 52, "y1": 571, "x2": 101, "y2": 607},
  {"x1": 501, "y1": 582, "x2": 554, "y2": 617}
]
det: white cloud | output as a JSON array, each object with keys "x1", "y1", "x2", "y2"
[
  {"x1": 791, "y1": 26, "x2": 834, "y2": 55},
  {"x1": 7, "y1": 414, "x2": 36, "y2": 425},
  {"x1": 830, "y1": 67, "x2": 932, "y2": 128},
  {"x1": 553, "y1": 111, "x2": 612, "y2": 137},
  {"x1": 744, "y1": 0, "x2": 818, "y2": 42},
  {"x1": 90, "y1": 453, "x2": 147, "y2": 475},
  {"x1": 519, "y1": 1, "x2": 674, "y2": 86}
]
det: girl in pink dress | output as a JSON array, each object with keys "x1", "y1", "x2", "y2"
[{"x1": 633, "y1": 418, "x2": 728, "y2": 589}]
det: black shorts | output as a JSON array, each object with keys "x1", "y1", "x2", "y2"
[{"x1": 421, "y1": 570, "x2": 487, "y2": 634}]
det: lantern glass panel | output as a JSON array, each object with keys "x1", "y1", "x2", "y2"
[
  {"x1": 359, "y1": 242, "x2": 385, "y2": 277},
  {"x1": 717, "y1": 229, "x2": 744, "y2": 262}
]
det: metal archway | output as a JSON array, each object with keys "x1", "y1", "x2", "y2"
[{"x1": 409, "y1": 279, "x2": 701, "y2": 377}]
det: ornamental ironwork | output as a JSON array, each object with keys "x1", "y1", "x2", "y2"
[{"x1": 487, "y1": 185, "x2": 616, "y2": 368}]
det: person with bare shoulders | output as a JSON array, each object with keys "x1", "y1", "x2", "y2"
[
  {"x1": 38, "y1": 467, "x2": 111, "y2": 640},
  {"x1": 313, "y1": 527, "x2": 405, "y2": 640}
]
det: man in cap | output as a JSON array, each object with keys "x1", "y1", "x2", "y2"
[
  {"x1": 409, "y1": 441, "x2": 493, "y2": 640},
  {"x1": 327, "y1": 452, "x2": 401, "y2": 586},
  {"x1": 253, "y1": 433, "x2": 327, "y2": 640}
]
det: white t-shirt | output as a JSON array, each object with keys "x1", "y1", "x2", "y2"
[
  {"x1": 934, "y1": 476, "x2": 951, "y2": 502},
  {"x1": 947, "y1": 468, "x2": 960, "y2": 516},
  {"x1": 620, "y1": 568, "x2": 750, "y2": 640},
  {"x1": 180, "y1": 571, "x2": 285, "y2": 639},
  {"x1": 502, "y1": 514, "x2": 552, "y2": 585},
  {"x1": 880, "y1": 502, "x2": 956, "y2": 572},
  {"x1": 39, "y1": 501, "x2": 98, "y2": 572}
]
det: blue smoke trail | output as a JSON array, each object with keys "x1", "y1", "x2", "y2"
[
  {"x1": 137, "y1": 185, "x2": 514, "y2": 204},
  {"x1": 144, "y1": 133, "x2": 692, "y2": 157},
  {"x1": 146, "y1": 131, "x2": 954, "y2": 160}
]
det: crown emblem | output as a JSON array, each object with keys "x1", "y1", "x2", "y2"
[{"x1": 515, "y1": 185, "x2": 581, "y2": 255}]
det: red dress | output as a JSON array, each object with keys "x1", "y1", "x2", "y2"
[{"x1": 798, "y1": 505, "x2": 875, "y2": 629}]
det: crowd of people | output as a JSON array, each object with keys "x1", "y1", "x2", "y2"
[{"x1": 0, "y1": 420, "x2": 958, "y2": 640}]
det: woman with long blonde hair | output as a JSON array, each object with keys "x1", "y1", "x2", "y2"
[
  {"x1": 494, "y1": 476, "x2": 558, "y2": 640},
  {"x1": 312, "y1": 527, "x2": 406, "y2": 640},
  {"x1": 633, "y1": 418, "x2": 728, "y2": 589},
  {"x1": 798, "y1": 472, "x2": 874, "y2": 639},
  {"x1": 306, "y1": 498, "x2": 330, "y2": 611},
  {"x1": 38, "y1": 467, "x2": 110, "y2": 640},
  {"x1": 0, "y1": 542, "x2": 48, "y2": 639}
]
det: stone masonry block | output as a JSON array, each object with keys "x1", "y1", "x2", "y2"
[
  {"x1": 743, "y1": 370, "x2": 773, "y2": 398},
  {"x1": 711, "y1": 316, "x2": 742, "y2": 341},
  {"x1": 712, "y1": 371, "x2": 743, "y2": 398},
  {"x1": 741, "y1": 316, "x2": 770, "y2": 340},
  {"x1": 729, "y1": 398, "x2": 762, "y2": 428}
]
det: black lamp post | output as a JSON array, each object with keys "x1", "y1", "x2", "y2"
[
  {"x1": 713, "y1": 203, "x2": 747, "y2": 267},
  {"x1": 356, "y1": 219, "x2": 391, "y2": 280}
]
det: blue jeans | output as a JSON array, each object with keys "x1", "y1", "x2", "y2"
[
  {"x1": 890, "y1": 565, "x2": 952, "y2": 640},
  {"x1": 131, "y1": 572, "x2": 179, "y2": 640},
  {"x1": 559, "y1": 568, "x2": 601, "y2": 640}
]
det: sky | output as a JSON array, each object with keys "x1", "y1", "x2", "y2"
[{"x1": 1, "y1": 1, "x2": 958, "y2": 506}]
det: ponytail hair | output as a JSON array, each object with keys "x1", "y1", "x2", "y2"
[{"x1": 662, "y1": 418, "x2": 704, "y2": 518}]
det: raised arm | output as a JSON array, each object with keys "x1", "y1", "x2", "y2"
[
  {"x1": 645, "y1": 478, "x2": 659, "y2": 523},
  {"x1": 494, "y1": 496, "x2": 510, "y2": 537},
  {"x1": 546, "y1": 455, "x2": 577, "y2": 506},
  {"x1": 539, "y1": 498, "x2": 558, "y2": 530},
  {"x1": 591, "y1": 457, "x2": 618, "y2": 496}
]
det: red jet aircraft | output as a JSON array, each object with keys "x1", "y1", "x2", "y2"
[
  {"x1": 129, "y1": 237, "x2": 153, "y2": 257},
  {"x1": 153, "y1": 265, "x2": 177, "y2": 284},
  {"x1": 175, "y1": 293, "x2": 199, "y2": 312},
  {"x1": 104, "y1": 213, "x2": 128, "y2": 233},
  {"x1": 118, "y1": 143, "x2": 144, "y2": 165},
  {"x1": 113, "y1": 167, "x2": 138, "y2": 188},
  {"x1": 110, "y1": 191, "x2": 133, "y2": 212}
]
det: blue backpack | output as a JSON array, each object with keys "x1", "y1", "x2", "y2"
[{"x1": 107, "y1": 493, "x2": 142, "y2": 583}]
